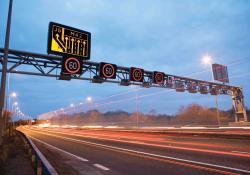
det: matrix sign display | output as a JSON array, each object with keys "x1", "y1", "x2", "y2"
[
  {"x1": 212, "y1": 64, "x2": 229, "y2": 83},
  {"x1": 62, "y1": 57, "x2": 82, "y2": 74},
  {"x1": 47, "y1": 22, "x2": 91, "y2": 60},
  {"x1": 99, "y1": 62, "x2": 117, "y2": 79},
  {"x1": 153, "y1": 71, "x2": 165, "y2": 84},
  {"x1": 130, "y1": 67, "x2": 144, "y2": 82}
]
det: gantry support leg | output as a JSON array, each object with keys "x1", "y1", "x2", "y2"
[{"x1": 232, "y1": 87, "x2": 248, "y2": 123}]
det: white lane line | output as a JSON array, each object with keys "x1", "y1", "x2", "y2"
[
  {"x1": 28, "y1": 135, "x2": 89, "y2": 162},
  {"x1": 93, "y1": 164, "x2": 110, "y2": 171},
  {"x1": 24, "y1": 128, "x2": 250, "y2": 174},
  {"x1": 232, "y1": 151, "x2": 250, "y2": 155}
]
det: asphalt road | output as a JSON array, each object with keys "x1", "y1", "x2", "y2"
[{"x1": 18, "y1": 126, "x2": 250, "y2": 175}]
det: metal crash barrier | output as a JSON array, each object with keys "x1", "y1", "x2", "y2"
[{"x1": 16, "y1": 131, "x2": 59, "y2": 175}]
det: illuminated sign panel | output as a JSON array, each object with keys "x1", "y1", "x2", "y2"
[
  {"x1": 212, "y1": 64, "x2": 229, "y2": 83},
  {"x1": 130, "y1": 67, "x2": 144, "y2": 82},
  {"x1": 99, "y1": 62, "x2": 117, "y2": 79},
  {"x1": 61, "y1": 57, "x2": 82, "y2": 74},
  {"x1": 47, "y1": 22, "x2": 91, "y2": 60},
  {"x1": 153, "y1": 71, "x2": 165, "y2": 84}
]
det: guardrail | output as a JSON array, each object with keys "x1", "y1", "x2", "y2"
[{"x1": 16, "y1": 131, "x2": 59, "y2": 175}]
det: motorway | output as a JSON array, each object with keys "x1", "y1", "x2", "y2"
[{"x1": 18, "y1": 126, "x2": 250, "y2": 175}]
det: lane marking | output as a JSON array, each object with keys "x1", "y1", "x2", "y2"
[
  {"x1": 28, "y1": 127, "x2": 250, "y2": 159},
  {"x1": 29, "y1": 135, "x2": 110, "y2": 171},
  {"x1": 23, "y1": 128, "x2": 249, "y2": 174},
  {"x1": 232, "y1": 151, "x2": 250, "y2": 155},
  {"x1": 93, "y1": 164, "x2": 110, "y2": 171},
  {"x1": 28, "y1": 135, "x2": 88, "y2": 162}
]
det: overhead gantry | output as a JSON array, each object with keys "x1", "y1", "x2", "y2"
[{"x1": 0, "y1": 48, "x2": 248, "y2": 123}]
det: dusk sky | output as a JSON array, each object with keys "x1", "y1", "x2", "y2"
[{"x1": 0, "y1": 0, "x2": 250, "y2": 118}]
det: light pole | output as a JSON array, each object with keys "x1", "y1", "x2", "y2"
[
  {"x1": 12, "y1": 101, "x2": 18, "y2": 113},
  {"x1": 0, "y1": 0, "x2": 13, "y2": 144},
  {"x1": 4, "y1": 92, "x2": 17, "y2": 132},
  {"x1": 70, "y1": 103, "x2": 75, "y2": 114},
  {"x1": 86, "y1": 97, "x2": 93, "y2": 111},
  {"x1": 78, "y1": 102, "x2": 83, "y2": 113},
  {"x1": 136, "y1": 92, "x2": 139, "y2": 128},
  {"x1": 60, "y1": 108, "x2": 64, "y2": 115},
  {"x1": 9, "y1": 92, "x2": 17, "y2": 111},
  {"x1": 202, "y1": 54, "x2": 220, "y2": 126}
]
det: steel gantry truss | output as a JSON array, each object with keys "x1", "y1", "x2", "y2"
[{"x1": 0, "y1": 48, "x2": 248, "y2": 123}]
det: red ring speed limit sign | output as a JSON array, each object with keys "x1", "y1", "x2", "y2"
[
  {"x1": 130, "y1": 67, "x2": 144, "y2": 82},
  {"x1": 99, "y1": 62, "x2": 117, "y2": 79},
  {"x1": 153, "y1": 71, "x2": 165, "y2": 84},
  {"x1": 62, "y1": 57, "x2": 82, "y2": 74}
]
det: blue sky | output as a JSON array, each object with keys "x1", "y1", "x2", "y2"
[{"x1": 0, "y1": 0, "x2": 250, "y2": 118}]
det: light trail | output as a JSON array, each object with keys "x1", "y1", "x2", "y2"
[
  {"x1": 26, "y1": 127, "x2": 250, "y2": 158},
  {"x1": 22, "y1": 127, "x2": 250, "y2": 174},
  {"x1": 31, "y1": 127, "x2": 236, "y2": 149}
]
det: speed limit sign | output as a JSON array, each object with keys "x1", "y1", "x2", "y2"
[
  {"x1": 130, "y1": 67, "x2": 144, "y2": 82},
  {"x1": 99, "y1": 62, "x2": 117, "y2": 79},
  {"x1": 62, "y1": 57, "x2": 82, "y2": 74},
  {"x1": 153, "y1": 71, "x2": 165, "y2": 84}
]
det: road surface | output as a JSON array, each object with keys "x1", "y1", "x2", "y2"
[{"x1": 18, "y1": 126, "x2": 250, "y2": 175}]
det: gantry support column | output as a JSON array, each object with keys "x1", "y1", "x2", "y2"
[{"x1": 232, "y1": 87, "x2": 248, "y2": 122}]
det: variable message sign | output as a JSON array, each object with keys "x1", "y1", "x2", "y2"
[
  {"x1": 99, "y1": 62, "x2": 117, "y2": 79},
  {"x1": 130, "y1": 67, "x2": 144, "y2": 82},
  {"x1": 48, "y1": 22, "x2": 91, "y2": 59},
  {"x1": 153, "y1": 71, "x2": 165, "y2": 84},
  {"x1": 212, "y1": 64, "x2": 229, "y2": 83},
  {"x1": 61, "y1": 57, "x2": 82, "y2": 74}
]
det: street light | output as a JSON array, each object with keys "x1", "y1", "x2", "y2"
[
  {"x1": 201, "y1": 54, "x2": 220, "y2": 126},
  {"x1": 70, "y1": 103, "x2": 76, "y2": 114},
  {"x1": 11, "y1": 101, "x2": 18, "y2": 112},
  {"x1": 8, "y1": 92, "x2": 17, "y2": 113},
  {"x1": 60, "y1": 108, "x2": 65, "y2": 115},
  {"x1": 202, "y1": 54, "x2": 212, "y2": 66},
  {"x1": 10, "y1": 92, "x2": 17, "y2": 98},
  {"x1": 86, "y1": 97, "x2": 93, "y2": 111},
  {"x1": 86, "y1": 97, "x2": 92, "y2": 102}
]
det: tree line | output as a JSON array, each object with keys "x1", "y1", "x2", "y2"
[{"x1": 47, "y1": 104, "x2": 249, "y2": 127}]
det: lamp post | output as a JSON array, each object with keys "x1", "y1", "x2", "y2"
[
  {"x1": 0, "y1": 0, "x2": 13, "y2": 143},
  {"x1": 202, "y1": 54, "x2": 220, "y2": 126},
  {"x1": 10, "y1": 92, "x2": 17, "y2": 111},
  {"x1": 78, "y1": 102, "x2": 83, "y2": 113},
  {"x1": 136, "y1": 92, "x2": 139, "y2": 128},
  {"x1": 70, "y1": 103, "x2": 74, "y2": 114},
  {"x1": 12, "y1": 101, "x2": 18, "y2": 112},
  {"x1": 86, "y1": 97, "x2": 93, "y2": 111}
]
